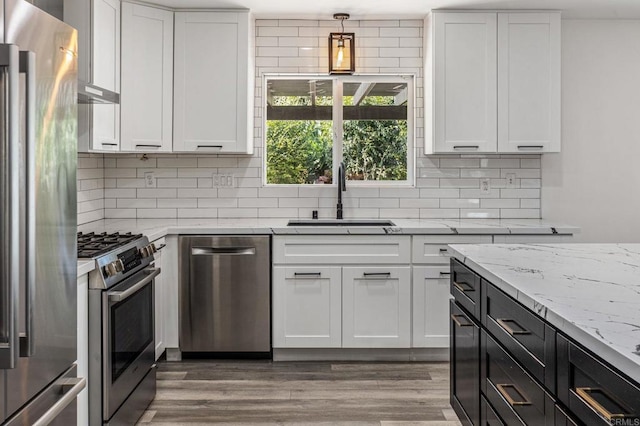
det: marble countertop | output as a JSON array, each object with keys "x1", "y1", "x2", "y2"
[
  {"x1": 77, "y1": 218, "x2": 579, "y2": 241},
  {"x1": 77, "y1": 260, "x2": 95, "y2": 277},
  {"x1": 448, "y1": 243, "x2": 640, "y2": 385}
]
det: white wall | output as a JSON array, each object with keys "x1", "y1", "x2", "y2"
[{"x1": 542, "y1": 20, "x2": 640, "y2": 242}]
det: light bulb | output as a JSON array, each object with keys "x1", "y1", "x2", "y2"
[{"x1": 336, "y1": 46, "x2": 344, "y2": 68}]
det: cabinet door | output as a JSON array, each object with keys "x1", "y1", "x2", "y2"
[
  {"x1": 152, "y1": 238, "x2": 166, "y2": 360},
  {"x1": 433, "y1": 12, "x2": 497, "y2": 153},
  {"x1": 121, "y1": 3, "x2": 173, "y2": 152},
  {"x1": 91, "y1": 0, "x2": 120, "y2": 151},
  {"x1": 342, "y1": 267, "x2": 411, "y2": 348},
  {"x1": 272, "y1": 266, "x2": 342, "y2": 348},
  {"x1": 497, "y1": 13, "x2": 560, "y2": 153},
  {"x1": 450, "y1": 300, "x2": 480, "y2": 426},
  {"x1": 174, "y1": 11, "x2": 251, "y2": 153},
  {"x1": 412, "y1": 266, "x2": 451, "y2": 348}
]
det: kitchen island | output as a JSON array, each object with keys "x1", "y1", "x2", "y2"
[{"x1": 448, "y1": 243, "x2": 640, "y2": 425}]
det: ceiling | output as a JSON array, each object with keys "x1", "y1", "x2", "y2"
[{"x1": 147, "y1": 0, "x2": 640, "y2": 19}]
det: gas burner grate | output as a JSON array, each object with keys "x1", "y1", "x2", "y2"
[{"x1": 77, "y1": 232, "x2": 144, "y2": 258}]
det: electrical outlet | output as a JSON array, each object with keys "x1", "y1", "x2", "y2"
[
  {"x1": 144, "y1": 172, "x2": 156, "y2": 188},
  {"x1": 506, "y1": 173, "x2": 516, "y2": 188},
  {"x1": 212, "y1": 173, "x2": 235, "y2": 188},
  {"x1": 480, "y1": 179, "x2": 491, "y2": 193}
]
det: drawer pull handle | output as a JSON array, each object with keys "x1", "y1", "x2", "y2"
[
  {"x1": 574, "y1": 387, "x2": 633, "y2": 421},
  {"x1": 496, "y1": 318, "x2": 531, "y2": 336},
  {"x1": 453, "y1": 281, "x2": 475, "y2": 292},
  {"x1": 496, "y1": 383, "x2": 531, "y2": 406},
  {"x1": 451, "y1": 314, "x2": 473, "y2": 327},
  {"x1": 363, "y1": 272, "x2": 391, "y2": 278},
  {"x1": 439, "y1": 248, "x2": 448, "y2": 253},
  {"x1": 294, "y1": 272, "x2": 322, "y2": 278},
  {"x1": 439, "y1": 272, "x2": 451, "y2": 276}
]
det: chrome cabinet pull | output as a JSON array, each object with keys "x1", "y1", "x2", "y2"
[
  {"x1": 453, "y1": 281, "x2": 475, "y2": 292},
  {"x1": 451, "y1": 314, "x2": 473, "y2": 327},
  {"x1": 0, "y1": 44, "x2": 20, "y2": 369},
  {"x1": 20, "y1": 50, "x2": 36, "y2": 358},
  {"x1": 496, "y1": 318, "x2": 531, "y2": 336},
  {"x1": 108, "y1": 268, "x2": 160, "y2": 303},
  {"x1": 496, "y1": 383, "x2": 532, "y2": 406},
  {"x1": 32, "y1": 377, "x2": 86, "y2": 426},
  {"x1": 574, "y1": 387, "x2": 633, "y2": 421},
  {"x1": 453, "y1": 145, "x2": 479, "y2": 150}
]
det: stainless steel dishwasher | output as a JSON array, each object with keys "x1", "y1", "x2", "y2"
[{"x1": 179, "y1": 236, "x2": 271, "y2": 354}]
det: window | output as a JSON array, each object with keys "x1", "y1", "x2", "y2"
[{"x1": 264, "y1": 75, "x2": 414, "y2": 186}]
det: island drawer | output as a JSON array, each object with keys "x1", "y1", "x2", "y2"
[
  {"x1": 482, "y1": 330, "x2": 555, "y2": 426},
  {"x1": 554, "y1": 405, "x2": 578, "y2": 426},
  {"x1": 481, "y1": 395, "x2": 507, "y2": 425},
  {"x1": 411, "y1": 235, "x2": 492, "y2": 264},
  {"x1": 272, "y1": 235, "x2": 411, "y2": 265},
  {"x1": 483, "y1": 281, "x2": 556, "y2": 392},
  {"x1": 557, "y1": 335, "x2": 640, "y2": 425},
  {"x1": 451, "y1": 259, "x2": 481, "y2": 320}
]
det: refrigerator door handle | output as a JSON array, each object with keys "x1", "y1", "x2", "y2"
[
  {"x1": 0, "y1": 44, "x2": 21, "y2": 370},
  {"x1": 31, "y1": 377, "x2": 86, "y2": 426},
  {"x1": 19, "y1": 50, "x2": 36, "y2": 358}
]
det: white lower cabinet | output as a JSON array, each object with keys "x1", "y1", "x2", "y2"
[
  {"x1": 152, "y1": 237, "x2": 166, "y2": 360},
  {"x1": 77, "y1": 274, "x2": 89, "y2": 426},
  {"x1": 412, "y1": 266, "x2": 451, "y2": 348},
  {"x1": 342, "y1": 267, "x2": 411, "y2": 348},
  {"x1": 272, "y1": 266, "x2": 342, "y2": 348}
]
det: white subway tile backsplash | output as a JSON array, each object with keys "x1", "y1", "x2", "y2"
[{"x1": 86, "y1": 19, "x2": 542, "y2": 223}]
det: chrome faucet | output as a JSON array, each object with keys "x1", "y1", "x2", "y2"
[{"x1": 337, "y1": 162, "x2": 346, "y2": 219}]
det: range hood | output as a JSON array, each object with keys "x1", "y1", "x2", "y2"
[{"x1": 78, "y1": 81, "x2": 120, "y2": 104}]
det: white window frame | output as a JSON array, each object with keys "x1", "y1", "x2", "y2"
[{"x1": 262, "y1": 74, "x2": 415, "y2": 188}]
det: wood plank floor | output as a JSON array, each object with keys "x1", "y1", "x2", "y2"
[{"x1": 137, "y1": 360, "x2": 462, "y2": 425}]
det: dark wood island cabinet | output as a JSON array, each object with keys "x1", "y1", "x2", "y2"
[{"x1": 449, "y1": 257, "x2": 640, "y2": 426}]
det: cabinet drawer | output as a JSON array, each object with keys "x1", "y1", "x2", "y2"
[
  {"x1": 554, "y1": 405, "x2": 578, "y2": 426},
  {"x1": 450, "y1": 300, "x2": 480, "y2": 426},
  {"x1": 451, "y1": 259, "x2": 481, "y2": 320},
  {"x1": 482, "y1": 395, "x2": 506, "y2": 426},
  {"x1": 412, "y1": 235, "x2": 492, "y2": 264},
  {"x1": 482, "y1": 331, "x2": 555, "y2": 426},
  {"x1": 273, "y1": 235, "x2": 411, "y2": 265},
  {"x1": 483, "y1": 281, "x2": 556, "y2": 392},
  {"x1": 557, "y1": 335, "x2": 640, "y2": 425}
]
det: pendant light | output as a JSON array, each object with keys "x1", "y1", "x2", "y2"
[{"x1": 329, "y1": 13, "x2": 355, "y2": 74}]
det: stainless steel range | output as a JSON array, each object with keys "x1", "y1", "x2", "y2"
[{"x1": 78, "y1": 232, "x2": 161, "y2": 426}]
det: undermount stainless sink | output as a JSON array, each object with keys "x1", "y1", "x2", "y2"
[{"x1": 287, "y1": 219, "x2": 396, "y2": 227}]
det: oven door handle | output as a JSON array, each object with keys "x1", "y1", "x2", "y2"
[{"x1": 108, "y1": 268, "x2": 161, "y2": 303}]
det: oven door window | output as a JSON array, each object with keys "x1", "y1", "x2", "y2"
[{"x1": 110, "y1": 284, "x2": 153, "y2": 382}]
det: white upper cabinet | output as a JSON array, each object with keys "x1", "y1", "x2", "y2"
[
  {"x1": 91, "y1": 0, "x2": 121, "y2": 151},
  {"x1": 173, "y1": 11, "x2": 253, "y2": 154},
  {"x1": 429, "y1": 12, "x2": 498, "y2": 154},
  {"x1": 425, "y1": 11, "x2": 561, "y2": 154},
  {"x1": 121, "y1": 2, "x2": 174, "y2": 152},
  {"x1": 65, "y1": 0, "x2": 121, "y2": 152},
  {"x1": 497, "y1": 13, "x2": 561, "y2": 153}
]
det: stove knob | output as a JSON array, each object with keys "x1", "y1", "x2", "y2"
[
  {"x1": 114, "y1": 259, "x2": 125, "y2": 273},
  {"x1": 150, "y1": 243, "x2": 157, "y2": 253},
  {"x1": 105, "y1": 263, "x2": 117, "y2": 277},
  {"x1": 139, "y1": 247, "x2": 149, "y2": 258}
]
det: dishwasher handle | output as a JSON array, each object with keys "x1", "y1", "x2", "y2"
[{"x1": 192, "y1": 247, "x2": 256, "y2": 256}]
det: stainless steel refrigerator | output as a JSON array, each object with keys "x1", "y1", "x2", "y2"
[{"x1": 0, "y1": 1, "x2": 83, "y2": 424}]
